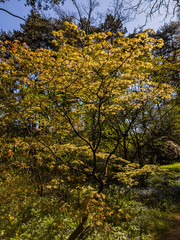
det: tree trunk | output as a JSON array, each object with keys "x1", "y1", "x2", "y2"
[
  {"x1": 78, "y1": 224, "x2": 94, "y2": 239},
  {"x1": 67, "y1": 215, "x2": 88, "y2": 240},
  {"x1": 123, "y1": 135, "x2": 128, "y2": 160}
]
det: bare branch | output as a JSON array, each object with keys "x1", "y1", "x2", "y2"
[
  {"x1": 0, "y1": 8, "x2": 26, "y2": 21},
  {"x1": 72, "y1": 0, "x2": 82, "y2": 21},
  {"x1": 126, "y1": 0, "x2": 179, "y2": 22}
]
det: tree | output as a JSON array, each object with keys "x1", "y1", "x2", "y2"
[
  {"x1": 0, "y1": 10, "x2": 69, "y2": 50},
  {"x1": 53, "y1": 0, "x2": 129, "y2": 34},
  {"x1": 0, "y1": 11, "x2": 128, "y2": 53},
  {"x1": 0, "y1": 1, "x2": 128, "y2": 49},
  {"x1": 155, "y1": 21, "x2": 180, "y2": 100},
  {"x1": 1, "y1": 0, "x2": 179, "y2": 26},
  {"x1": 126, "y1": 0, "x2": 180, "y2": 22},
  {"x1": 130, "y1": 20, "x2": 180, "y2": 166},
  {"x1": 1, "y1": 0, "x2": 130, "y2": 36},
  {"x1": 100, "y1": 14, "x2": 127, "y2": 34},
  {"x1": 0, "y1": 22, "x2": 174, "y2": 238},
  {"x1": 0, "y1": 0, "x2": 63, "y2": 9},
  {"x1": 0, "y1": 0, "x2": 63, "y2": 21}
]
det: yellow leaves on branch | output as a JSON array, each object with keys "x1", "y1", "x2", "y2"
[{"x1": 0, "y1": 22, "x2": 174, "y2": 123}]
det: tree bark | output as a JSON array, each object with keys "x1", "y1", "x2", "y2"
[
  {"x1": 67, "y1": 215, "x2": 88, "y2": 240},
  {"x1": 78, "y1": 224, "x2": 94, "y2": 239}
]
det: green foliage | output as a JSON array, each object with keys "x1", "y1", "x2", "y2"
[
  {"x1": 0, "y1": 166, "x2": 179, "y2": 239},
  {"x1": 115, "y1": 163, "x2": 165, "y2": 187}
]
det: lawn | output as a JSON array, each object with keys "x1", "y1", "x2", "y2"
[{"x1": 161, "y1": 162, "x2": 180, "y2": 174}]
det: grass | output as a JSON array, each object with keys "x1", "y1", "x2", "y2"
[{"x1": 161, "y1": 162, "x2": 180, "y2": 173}]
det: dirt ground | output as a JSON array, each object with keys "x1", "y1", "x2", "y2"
[{"x1": 157, "y1": 214, "x2": 180, "y2": 240}]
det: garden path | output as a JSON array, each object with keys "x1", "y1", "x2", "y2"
[{"x1": 158, "y1": 214, "x2": 180, "y2": 240}]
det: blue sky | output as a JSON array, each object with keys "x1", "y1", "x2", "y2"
[{"x1": 0, "y1": 0, "x2": 176, "y2": 33}]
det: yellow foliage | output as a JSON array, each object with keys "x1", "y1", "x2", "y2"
[{"x1": 0, "y1": 22, "x2": 178, "y2": 232}]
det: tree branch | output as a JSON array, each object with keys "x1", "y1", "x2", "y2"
[{"x1": 0, "y1": 8, "x2": 26, "y2": 21}]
